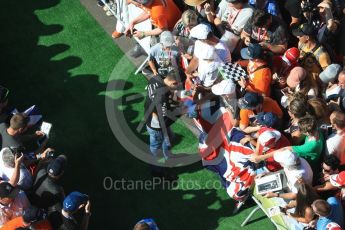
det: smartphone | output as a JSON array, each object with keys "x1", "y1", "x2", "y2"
[
  {"x1": 325, "y1": 7, "x2": 333, "y2": 21},
  {"x1": 279, "y1": 206, "x2": 287, "y2": 214},
  {"x1": 281, "y1": 87, "x2": 289, "y2": 95},
  {"x1": 327, "y1": 125, "x2": 333, "y2": 136}
]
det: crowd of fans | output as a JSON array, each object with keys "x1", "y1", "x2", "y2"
[
  {"x1": 99, "y1": 0, "x2": 345, "y2": 228},
  {"x1": 0, "y1": 87, "x2": 91, "y2": 229}
]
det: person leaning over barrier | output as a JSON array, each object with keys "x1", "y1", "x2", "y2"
[{"x1": 124, "y1": 0, "x2": 181, "y2": 39}]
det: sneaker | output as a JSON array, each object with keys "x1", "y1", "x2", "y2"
[
  {"x1": 106, "y1": 10, "x2": 113, "y2": 16},
  {"x1": 97, "y1": 0, "x2": 105, "y2": 7},
  {"x1": 103, "y1": 5, "x2": 109, "y2": 11},
  {"x1": 111, "y1": 31, "x2": 123, "y2": 39},
  {"x1": 233, "y1": 195, "x2": 249, "y2": 214},
  {"x1": 129, "y1": 44, "x2": 146, "y2": 58}
]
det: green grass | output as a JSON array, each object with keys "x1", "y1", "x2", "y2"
[{"x1": 0, "y1": 0, "x2": 274, "y2": 229}]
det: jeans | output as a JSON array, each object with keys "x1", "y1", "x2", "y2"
[{"x1": 146, "y1": 125, "x2": 173, "y2": 160}]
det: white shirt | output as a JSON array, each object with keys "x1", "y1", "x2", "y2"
[
  {"x1": 284, "y1": 158, "x2": 313, "y2": 193},
  {"x1": 326, "y1": 131, "x2": 345, "y2": 165},
  {"x1": 216, "y1": 1, "x2": 253, "y2": 35},
  {"x1": 0, "y1": 152, "x2": 33, "y2": 191},
  {"x1": 197, "y1": 60, "x2": 221, "y2": 87}
]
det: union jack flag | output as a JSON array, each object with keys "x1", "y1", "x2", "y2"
[{"x1": 195, "y1": 99, "x2": 256, "y2": 201}]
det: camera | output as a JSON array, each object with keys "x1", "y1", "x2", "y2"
[
  {"x1": 46, "y1": 151, "x2": 55, "y2": 158},
  {"x1": 301, "y1": 0, "x2": 317, "y2": 13},
  {"x1": 9, "y1": 146, "x2": 25, "y2": 157}
]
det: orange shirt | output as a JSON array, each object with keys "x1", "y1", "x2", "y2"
[
  {"x1": 247, "y1": 60, "x2": 272, "y2": 96},
  {"x1": 246, "y1": 67, "x2": 272, "y2": 96},
  {"x1": 1, "y1": 216, "x2": 52, "y2": 230},
  {"x1": 143, "y1": 0, "x2": 181, "y2": 30},
  {"x1": 239, "y1": 97, "x2": 283, "y2": 126},
  {"x1": 237, "y1": 59, "x2": 272, "y2": 96}
]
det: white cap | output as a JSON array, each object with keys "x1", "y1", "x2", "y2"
[
  {"x1": 211, "y1": 79, "x2": 236, "y2": 96},
  {"x1": 318, "y1": 1, "x2": 331, "y2": 8},
  {"x1": 319, "y1": 64, "x2": 342, "y2": 84},
  {"x1": 160, "y1": 31, "x2": 174, "y2": 47},
  {"x1": 189, "y1": 24, "x2": 211, "y2": 40},
  {"x1": 273, "y1": 149, "x2": 297, "y2": 167},
  {"x1": 258, "y1": 130, "x2": 281, "y2": 147}
]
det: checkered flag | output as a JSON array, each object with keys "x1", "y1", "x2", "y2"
[{"x1": 218, "y1": 63, "x2": 248, "y2": 82}]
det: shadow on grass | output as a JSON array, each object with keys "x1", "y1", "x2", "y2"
[{"x1": 0, "y1": 1, "x2": 256, "y2": 229}]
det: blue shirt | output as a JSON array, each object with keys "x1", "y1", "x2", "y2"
[{"x1": 316, "y1": 197, "x2": 344, "y2": 230}]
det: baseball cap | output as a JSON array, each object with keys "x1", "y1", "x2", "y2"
[
  {"x1": 160, "y1": 31, "x2": 174, "y2": 48},
  {"x1": 256, "y1": 112, "x2": 278, "y2": 127},
  {"x1": 326, "y1": 222, "x2": 343, "y2": 230},
  {"x1": 286, "y1": 66, "x2": 307, "y2": 88},
  {"x1": 0, "y1": 182, "x2": 19, "y2": 199},
  {"x1": 23, "y1": 206, "x2": 46, "y2": 223},
  {"x1": 273, "y1": 149, "x2": 297, "y2": 167},
  {"x1": 211, "y1": 79, "x2": 236, "y2": 96},
  {"x1": 318, "y1": 1, "x2": 331, "y2": 8},
  {"x1": 258, "y1": 129, "x2": 281, "y2": 147},
  {"x1": 319, "y1": 64, "x2": 342, "y2": 84},
  {"x1": 47, "y1": 155, "x2": 67, "y2": 177},
  {"x1": 330, "y1": 171, "x2": 345, "y2": 187},
  {"x1": 133, "y1": 0, "x2": 153, "y2": 5},
  {"x1": 238, "y1": 92, "x2": 263, "y2": 109},
  {"x1": 282, "y1": 47, "x2": 300, "y2": 66},
  {"x1": 181, "y1": 10, "x2": 198, "y2": 27},
  {"x1": 292, "y1": 23, "x2": 316, "y2": 37},
  {"x1": 240, "y1": 43, "x2": 263, "y2": 60},
  {"x1": 63, "y1": 191, "x2": 89, "y2": 212},
  {"x1": 189, "y1": 24, "x2": 211, "y2": 40},
  {"x1": 184, "y1": 0, "x2": 207, "y2": 6}
]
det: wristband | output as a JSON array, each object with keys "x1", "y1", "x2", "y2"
[{"x1": 277, "y1": 193, "x2": 280, "y2": 197}]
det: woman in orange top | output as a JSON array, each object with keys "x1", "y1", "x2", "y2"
[{"x1": 125, "y1": 0, "x2": 181, "y2": 38}]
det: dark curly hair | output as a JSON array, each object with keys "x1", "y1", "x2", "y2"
[{"x1": 252, "y1": 9, "x2": 271, "y2": 27}]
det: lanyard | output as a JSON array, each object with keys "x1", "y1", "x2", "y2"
[
  {"x1": 257, "y1": 27, "x2": 268, "y2": 42},
  {"x1": 227, "y1": 7, "x2": 242, "y2": 26}
]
